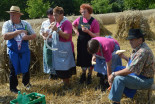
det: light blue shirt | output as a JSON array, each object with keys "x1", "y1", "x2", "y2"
[
  {"x1": 2, "y1": 20, "x2": 35, "y2": 54},
  {"x1": 2, "y1": 20, "x2": 35, "y2": 35}
]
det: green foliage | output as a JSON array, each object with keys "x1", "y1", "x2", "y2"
[
  {"x1": 0, "y1": 0, "x2": 28, "y2": 21},
  {"x1": 111, "y1": 2, "x2": 123, "y2": 12},
  {"x1": 149, "y1": 3, "x2": 155, "y2": 9},
  {"x1": 46, "y1": 0, "x2": 85, "y2": 15},
  {"x1": 91, "y1": 0, "x2": 112, "y2": 14},
  {"x1": 1, "y1": 0, "x2": 155, "y2": 20},
  {"x1": 91, "y1": 0, "x2": 124, "y2": 14},
  {"x1": 26, "y1": 0, "x2": 50, "y2": 19},
  {"x1": 124, "y1": 0, "x2": 155, "y2": 10}
]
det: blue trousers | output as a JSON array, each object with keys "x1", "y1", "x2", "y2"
[
  {"x1": 108, "y1": 75, "x2": 153, "y2": 102},
  {"x1": 9, "y1": 57, "x2": 30, "y2": 90}
]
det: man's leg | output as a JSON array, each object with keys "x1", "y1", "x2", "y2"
[
  {"x1": 9, "y1": 59, "x2": 19, "y2": 93},
  {"x1": 109, "y1": 75, "x2": 153, "y2": 102},
  {"x1": 22, "y1": 70, "x2": 30, "y2": 86}
]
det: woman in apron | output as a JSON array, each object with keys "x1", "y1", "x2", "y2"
[
  {"x1": 87, "y1": 37, "x2": 122, "y2": 91},
  {"x1": 72, "y1": 4, "x2": 100, "y2": 84},
  {"x1": 40, "y1": 8, "x2": 58, "y2": 79}
]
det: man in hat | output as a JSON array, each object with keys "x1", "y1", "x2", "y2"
[
  {"x1": 2, "y1": 6, "x2": 36, "y2": 93},
  {"x1": 108, "y1": 29, "x2": 155, "y2": 104}
]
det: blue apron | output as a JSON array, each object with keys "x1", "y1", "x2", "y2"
[
  {"x1": 94, "y1": 39, "x2": 122, "y2": 75},
  {"x1": 114, "y1": 59, "x2": 149, "y2": 98},
  {"x1": 7, "y1": 25, "x2": 30, "y2": 75},
  {"x1": 51, "y1": 31, "x2": 75, "y2": 71}
]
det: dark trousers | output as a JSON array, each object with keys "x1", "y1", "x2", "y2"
[{"x1": 9, "y1": 58, "x2": 30, "y2": 90}]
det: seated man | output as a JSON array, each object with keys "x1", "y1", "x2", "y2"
[{"x1": 108, "y1": 29, "x2": 155, "y2": 104}]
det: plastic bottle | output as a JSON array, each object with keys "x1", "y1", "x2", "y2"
[
  {"x1": 17, "y1": 91, "x2": 22, "y2": 104},
  {"x1": 22, "y1": 92, "x2": 30, "y2": 104},
  {"x1": 25, "y1": 25, "x2": 27, "y2": 30}
]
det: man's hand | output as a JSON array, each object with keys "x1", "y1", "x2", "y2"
[
  {"x1": 15, "y1": 30, "x2": 27, "y2": 35},
  {"x1": 108, "y1": 74, "x2": 114, "y2": 86}
]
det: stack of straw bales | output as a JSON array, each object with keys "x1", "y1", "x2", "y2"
[
  {"x1": 93, "y1": 15, "x2": 112, "y2": 36},
  {"x1": 148, "y1": 13, "x2": 155, "y2": 28},
  {"x1": 115, "y1": 10, "x2": 155, "y2": 40},
  {"x1": 0, "y1": 38, "x2": 9, "y2": 83}
]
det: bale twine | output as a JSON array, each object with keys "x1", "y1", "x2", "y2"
[{"x1": 115, "y1": 10, "x2": 155, "y2": 40}]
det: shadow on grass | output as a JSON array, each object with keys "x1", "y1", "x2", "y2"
[
  {"x1": 0, "y1": 96, "x2": 16, "y2": 104},
  {"x1": 24, "y1": 75, "x2": 101, "y2": 97}
]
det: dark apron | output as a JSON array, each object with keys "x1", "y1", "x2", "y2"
[
  {"x1": 77, "y1": 17, "x2": 94, "y2": 67},
  {"x1": 7, "y1": 24, "x2": 30, "y2": 75}
]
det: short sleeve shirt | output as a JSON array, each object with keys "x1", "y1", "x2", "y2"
[
  {"x1": 72, "y1": 16, "x2": 100, "y2": 33},
  {"x1": 93, "y1": 37, "x2": 119, "y2": 62},
  {"x1": 126, "y1": 43, "x2": 155, "y2": 78},
  {"x1": 56, "y1": 19, "x2": 74, "y2": 52},
  {"x1": 2, "y1": 20, "x2": 35, "y2": 35},
  {"x1": 40, "y1": 19, "x2": 51, "y2": 35}
]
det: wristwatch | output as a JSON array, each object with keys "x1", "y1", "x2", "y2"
[{"x1": 112, "y1": 72, "x2": 115, "y2": 77}]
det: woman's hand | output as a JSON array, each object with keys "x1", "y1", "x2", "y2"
[
  {"x1": 51, "y1": 24, "x2": 58, "y2": 32},
  {"x1": 82, "y1": 26, "x2": 89, "y2": 33},
  {"x1": 92, "y1": 55, "x2": 96, "y2": 62},
  {"x1": 75, "y1": 29, "x2": 79, "y2": 35}
]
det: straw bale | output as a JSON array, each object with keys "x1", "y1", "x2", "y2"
[
  {"x1": 0, "y1": 38, "x2": 9, "y2": 83},
  {"x1": 115, "y1": 10, "x2": 155, "y2": 40},
  {"x1": 148, "y1": 13, "x2": 155, "y2": 27},
  {"x1": 91, "y1": 15, "x2": 112, "y2": 36}
]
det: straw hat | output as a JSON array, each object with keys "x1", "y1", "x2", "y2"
[{"x1": 6, "y1": 6, "x2": 24, "y2": 15}]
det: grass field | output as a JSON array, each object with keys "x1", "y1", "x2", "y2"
[{"x1": 0, "y1": 12, "x2": 155, "y2": 104}]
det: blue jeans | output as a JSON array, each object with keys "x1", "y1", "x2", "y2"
[{"x1": 108, "y1": 75, "x2": 153, "y2": 102}]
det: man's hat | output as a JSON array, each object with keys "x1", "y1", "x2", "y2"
[
  {"x1": 6, "y1": 6, "x2": 24, "y2": 15},
  {"x1": 126, "y1": 29, "x2": 144, "y2": 40}
]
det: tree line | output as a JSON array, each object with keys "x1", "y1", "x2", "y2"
[{"x1": 0, "y1": 0, "x2": 155, "y2": 21}]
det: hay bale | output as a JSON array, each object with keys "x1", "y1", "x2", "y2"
[
  {"x1": 115, "y1": 10, "x2": 155, "y2": 40},
  {"x1": 0, "y1": 37, "x2": 9, "y2": 83},
  {"x1": 148, "y1": 13, "x2": 155, "y2": 29},
  {"x1": 148, "y1": 13, "x2": 155, "y2": 39},
  {"x1": 92, "y1": 15, "x2": 112, "y2": 36}
]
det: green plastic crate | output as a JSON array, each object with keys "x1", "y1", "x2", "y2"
[{"x1": 10, "y1": 92, "x2": 46, "y2": 104}]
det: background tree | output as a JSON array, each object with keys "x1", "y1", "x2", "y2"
[
  {"x1": 91, "y1": 0, "x2": 112, "y2": 14},
  {"x1": 0, "y1": 0, "x2": 155, "y2": 20},
  {"x1": 124, "y1": 0, "x2": 155, "y2": 10},
  {"x1": 0, "y1": 0, "x2": 28, "y2": 21},
  {"x1": 26, "y1": 0, "x2": 50, "y2": 18}
]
